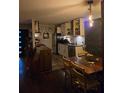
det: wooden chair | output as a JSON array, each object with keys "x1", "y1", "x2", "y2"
[{"x1": 70, "y1": 65, "x2": 100, "y2": 93}]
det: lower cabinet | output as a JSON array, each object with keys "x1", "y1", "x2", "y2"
[
  {"x1": 58, "y1": 43, "x2": 68, "y2": 57},
  {"x1": 58, "y1": 43, "x2": 85, "y2": 57},
  {"x1": 58, "y1": 43, "x2": 75, "y2": 57},
  {"x1": 68, "y1": 46, "x2": 75, "y2": 57}
]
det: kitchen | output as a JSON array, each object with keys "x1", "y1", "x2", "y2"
[{"x1": 19, "y1": 0, "x2": 104, "y2": 93}]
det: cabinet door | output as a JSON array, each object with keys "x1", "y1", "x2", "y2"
[
  {"x1": 73, "y1": 18, "x2": 85, "y2": 36},
  {"x1": 68, "y1": 46, "x2": 75, "y2": 57},
  {"x1": 58, "y1": 44, "x2": 61, "y2": 54},
  {"x1": 65, "y1": 22, "x2": 72, "y2": 35},
  {"x1": 79, "y1": 18, "x2": 85, "y2": 36},
  {"x1": 59, "y1": 44, "x2": 63, "y2": 55},
  {"x1": 65, "y1": 45, "x2": 68, "y2": 57},
  {"x1": 73, "y1": 19, "x2": 80, "y2": 35},
  {"x1": 61, "y1": 24, "x2": 66, "y2": 35},
  {"x1": 61, "y1": 44, "x2": 65, "y2": 56},
  {"x1": 62, "y1": 45, "x2": 66, "y2": 57}
]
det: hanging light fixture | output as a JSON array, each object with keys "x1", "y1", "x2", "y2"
[{"x1": 88, "y1": 0, "x2": 94, "y2": 27}]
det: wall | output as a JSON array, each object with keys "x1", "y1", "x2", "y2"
[
  {"x1": 39, "y1": 24, "x2": 55, "y2": 50},
  {"x1": 19, "y1": 22, "x2": 55, "y2": 50},
  {"x1": 19, "y1": 24, "x2": 32, "y2": 30},
  {"x1": 84, "y1": 18, "x2": 102, "y2": 56}
]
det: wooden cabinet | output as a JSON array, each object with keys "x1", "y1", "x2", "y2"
[
  {"x1": 31, "y1": 46, "x2": 52, "y2": 75},
  {"x1": 73, "y1": 18, "x2": 85, "y2": 36},
  {"x1": 58, "y1": 43, "x2": 68, "y2": 57},
  {"x1": 60, "y1": 24, "x2": 66, "y2": 35},
  {"x1": 58, "y1": 43, "x2": 62, "y2": 55},
  {"x1": 79, "y1": 18, "x2": 85, "y2": 36},
  {"x1": 65, "y1": 21, "x2": 73, "y2": 35},
  {"x1": 39, "y1": 48, "x2": 52, "y2": 72},
  {"x1": 68, "y1": 46, "x2": 75, "y2": 57},
  {"x1": 58, "y1": 18, "x2": 85, "y2": 36},
  {"x1": 73, "y1": 19, "x2": 80, "y2": 35},
  {"x1": 63, "y1": 44, "x2": 68, "y2": 57},
  {"x1": 59, "y1": 21, "x2": 73, "y2": 36}
]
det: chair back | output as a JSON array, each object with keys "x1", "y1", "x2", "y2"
[
  {"x1": 63, "y1": 57, "x2": 71, "y2": 70},
  {"x1": 70, "y1": 67, "x2": 86, "y2": 83}
]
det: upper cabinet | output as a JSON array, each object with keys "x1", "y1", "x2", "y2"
[
  {"x1": 73, "y1": 19, "x2": 80, "y2": 35},
  {"x1": 60, "y1": 21, "x2": 72, "y2": 35},
  {"x1": 57, "y1": 18, "x2": 85, "y2": 36},
  {"x1": 60, "y1": 23, "x2": 66, "y2": 35},
  {"x1": 79, "y1": 18, "x2": 85, "y2": 36},
  {"x1": 73, "y1": 18, "x2": 85, "y2": 36},
  {"x1": 65, "y1": 21, "x2": 73, "y2": 35}
]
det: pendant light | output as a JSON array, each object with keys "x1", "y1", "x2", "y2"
[{"x1": 88, "y1": 0, "x2": 94, "y2": 27}]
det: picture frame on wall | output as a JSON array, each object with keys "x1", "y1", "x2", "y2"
[{"x1": 43, "y1": 32, "x2": 49, "y2": 39}]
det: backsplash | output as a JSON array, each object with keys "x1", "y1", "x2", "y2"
[
  {"x1": 58, "y1": 35, "x2": 85, "y2": 45},
  {"x1": 74, "y1": 36, "x2": 85, "y2": 45}
]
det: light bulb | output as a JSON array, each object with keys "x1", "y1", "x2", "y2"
[
  {"x1": 89, "y1": 15, "x2": 93, "y2": 21},
  {"x1": 89, "y1": 14, "x2": 94, "y2": 27},
  {"x1": 89, "y1": 20, "x2": 94, "y2": 27},
  {"x1": 89, "y1": 22, "x2": 93, "y2": 27}
]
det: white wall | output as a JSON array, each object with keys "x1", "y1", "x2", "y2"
[{"x1": 39, "y1": 24, "x2": 55, "y2": 49}]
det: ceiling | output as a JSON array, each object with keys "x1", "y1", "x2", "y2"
[{"x1": 19, "y1": 0, "x2": 101, "y2": 24}]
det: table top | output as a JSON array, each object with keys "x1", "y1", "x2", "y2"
[{"x1": 68, "y1": 56, "x2": 103, "y2": 74}]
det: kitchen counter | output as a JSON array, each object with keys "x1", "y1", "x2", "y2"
[
  {"x1": 68, "y1": 44, "x2": 83, "y2": 47},
  {"x1": 58, "y1": 43, "x2": 84, "y2": 47}
]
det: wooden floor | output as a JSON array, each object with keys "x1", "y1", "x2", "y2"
[
  {"x1": 52, "y1": 54, "x2": 64, "y2": 71},
  {"x1": 19, "y1": 54, "x2": 69, "y2": 93},
  {"x1": 19, "y1": 54, "x2": 104, "y2": 93},
  {"x1": 20, "y1": 70, "x2": 66, "y2": 93}
]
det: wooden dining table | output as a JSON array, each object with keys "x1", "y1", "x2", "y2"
[{"x1": 67, "y1": 56, "x2": 103, "y2": 75}]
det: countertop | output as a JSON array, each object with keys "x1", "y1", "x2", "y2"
[{"x1": 58, "y1": 43, "x2": 84, "y2": 47}]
